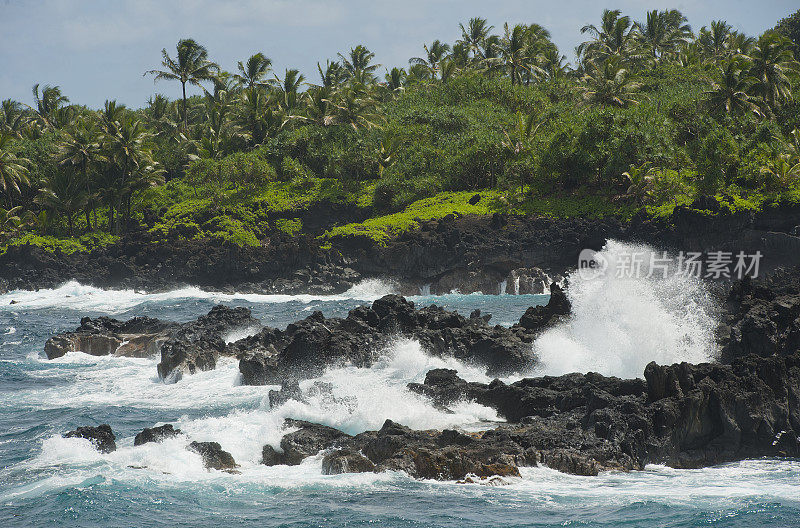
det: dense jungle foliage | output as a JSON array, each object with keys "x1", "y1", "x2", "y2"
[{"x1": 1, "y1": 8, "x2": 800, "y2": 250}]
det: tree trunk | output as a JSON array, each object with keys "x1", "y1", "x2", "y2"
[{"x1": 182, "y1": 81, "x2": 188, "y2": 131}]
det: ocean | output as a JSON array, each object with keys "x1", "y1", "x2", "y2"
[{"x1": 2, "y1": 242, "x2": 799, "y2": 527}]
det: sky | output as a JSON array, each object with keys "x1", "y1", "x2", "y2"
[{"x1": 1, "y1": 0, "x2": 797, "y2": 109}]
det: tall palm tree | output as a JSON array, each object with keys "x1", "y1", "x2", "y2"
[
  {"x1": 58, "y1": 117, "x2": 105, "y2": 231},
  {"x1": 338, "y1": 45, "x2": 380, "y2": 84},
  {"x1": 635, "y1": 9, "x2": 692, "y2": 62},
  {"x1": 458, "y1": 17, "x2": 494, "y2": 62},
  {"x1": 30, "y1": 84, "x2": 69, "y2": 130},
  {"x1": 499, "y1": 23, "x2": 529, "y2": 85},
  {"x1": 748, "y1": 32, "x2": 799, "y2": 111},
  {"x1": 579, "y1": 9, "x2": 636, "y2": 63},
  {"x1": 704, "y1": 57, "x2": 762, "y2": 116},
  {"x1": 104, "y1": 116, "x2": 159, "y2": 232},
  {"x1": 581, "y1": 57, "x2": 641, "y2": 107},
  {"x1": 274, "y1": 69, "x2": 306, "y2": 112},
  {"x1": 697, "y1": 20, "x2": 732, "y2": 58},
  {"x1": 409, "y1": 40, "x2": 451, "y2": 80},
  {"x1": 0, "y1": 133, "x2": 30, "y2": 205},
  {"x1": 145, "y1": 38, "x2": 219, "y2": 130},
  {"x1": 234, "y1": 52, "x2": 272, "y2": 89}
]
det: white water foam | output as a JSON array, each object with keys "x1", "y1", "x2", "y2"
[
  {"x1": 9, "y1": 338, "x2": 499, "y2": 487},
  {"x1": 532, "y1": 240, "x2": 718, "y2": 379},
  {"x1": 0, "y1": 279, "x2": 398, "y2": 313}
]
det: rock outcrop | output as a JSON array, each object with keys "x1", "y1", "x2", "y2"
[
  {"x1": 157, "y1": 305, "x2": 259, "y2": 380},
  {"x1": 187, "y1": 441, "x2": 238, "y2": 471},
  {"x1": 237, "y1": 290, "x2": 569, "y2": 385},
  {"x1": 134, "y1": 424, "x2": 181, "y2": 446},
  {"x1": 64, "y1": 424, "x2": 117, "y2": 453},
  {"x1": 44, "y1": 316, "x2": 177, "y2": 360}
]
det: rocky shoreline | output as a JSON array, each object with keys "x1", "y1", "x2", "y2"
[
  {"x1": 5, "y1": 200, "x2": 800, "y2": 295},
  {"x1": 51, "y1": 265, "x2": 800, "y2": 481}
]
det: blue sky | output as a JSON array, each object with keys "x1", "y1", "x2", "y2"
[{"x1": 0, "y1": 0, "x2": 797, "y2": 109}]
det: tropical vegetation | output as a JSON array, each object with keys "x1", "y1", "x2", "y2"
[{"x1": 2, "y1": 8, "x2": 800, "y2": 249}]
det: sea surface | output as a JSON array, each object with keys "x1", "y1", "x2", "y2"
[{"x1": 2, "y1": 242, "x2": 799, "y2": 527}]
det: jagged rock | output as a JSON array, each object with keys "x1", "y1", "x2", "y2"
[
  {"x1": 515, "y1": 283, "x2": 571, "y2": 331},
  {"x1": 261, "y1": 419, "x2": 350, "y2": 466},
  {"x1": 157, "y1": 305, "x2": 259, "y2": 380},
  {"x1": 236, "y1": 294, "x2": 542, "y2": 385},
  {"x1": 188, "y1": 441, "x2": 238, "y2": 471},
  {"x1": 64, "y1": 424, "x2": 116, "y2": 453},
  {"x1": 719, "y1": 268, "x2": 800, "y2": 363},
  {"x1": 134, "y1": 424, "x2": 181, "y2": 446},
  {"x1": 322, "y1": 449, "x2": 376, "y2": 474},
  {"x1": 506, "y1": 267, "x2": 550, "y2": 295},
  {"x1": 44, "y1": 315, "x2": 177, "y2": 360},
  {"x1": 269, "y1": 380, "x2": 304, "y2": 408}
]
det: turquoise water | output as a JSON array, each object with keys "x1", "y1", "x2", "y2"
[{"x1": 1, "y1": 279, "x2": 799, "y2": 527}]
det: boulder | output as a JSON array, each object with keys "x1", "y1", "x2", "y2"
[
  {"x1": 134, "y1": 424, "x2": 181, "y2": 446},
  {"x1": 64, "y1": 424, "x2": 116, "y2": 453},
  {"x1": 188, "y1": 441, "x2": 238, "y2": 471},
  {"x1": 157, "y1": 305, "x2": 259, "y2": 380}
]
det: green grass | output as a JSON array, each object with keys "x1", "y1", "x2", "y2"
[
  {"x1": 2, "y1": 232, "x2": 120, "y2": 255},
  {"x1": 324, "y1": 189, "x2": 636, "y2": 246}
]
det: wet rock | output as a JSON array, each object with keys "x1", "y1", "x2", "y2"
[
  {"x1": 236, "y1": 294, "x2": 540, "y2": 385},
  {"x1": 64, "y1": 424, "x2": 116, "y2": 453},
  {"x1": 134, "y1": 424, "x2": 181, "y2": 446},
  {"x1": 515, "y1": 283, "x2": 571, "y2": 332},
  {"x1": 157, "y1": 305, "x2": 259, "y2": 380},
  {"x1": 261, "y1": 420, "x2": 351, "y2": 466},
  {"x1": 188, "y1": 441, "x2": 238, "y2": 471},
  {"x1": 322, "y1": 449, "x2": 376, "y2": 474},
  {"x1": 44, "y1": 316, "x2": 177, "y2": 360},
  {"x1": 268, "y1": 380, "x2": 304, "y2": 408}
]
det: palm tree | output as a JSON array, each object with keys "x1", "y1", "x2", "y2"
[
  {"x1": 541, "y1": 48, "x2": 569, "y2": 79},
  {"x1": 502, "y1": 111, "x2": 543, "y2": 194},
  {"x1": 0, "y1": 133, "x2": 30, "y2": 207},
  {"x1": 579, "y1": 9, "x2": 636, "y2": 63},
  {"x1": 385, "y1": 67, "x2": 406, "y2": 92},
  {"x1": 761, "y1": 155, "x2": 800, "y2": 190},
  {"x1": 704, "y1": 57, "x2": 762, "y2": 116},
  {"x1": 748, "y1": 32, "x2": 799, "y2": 112},
  {"x1": 103, "y1": 116, "x2": 159, "y2": 232},
  {"x1": 274, "y1": 69, "x2": 306, "y2": 112},
  {"x1": 0, "y1": 206, "x2": 30, "y2": 243},
  {"x1": 409, "y1": 40, "x2": 451, "y2": 80},
  {"x1": 635, "y1": 9, "x2": 692, "y2": 62},
  {"x1": 498, "y1": 23, "x2": 529, "y2": 85},
  {"x1": 145, "y1": 39, "x2": 219, "y2": 130},
  {"x1": 35, "y1": 170, "x2": 87, "y2": 236},
  {"x1": 0, "y1": 100, "x2": 28, "y2": 137},
  {"x1": 58, "y1": 117, "x2": 105, "y2": 231},
  {"x1": 697, "y1": 20, "x2": 732, "y2": 58},
  {"x1": 338, "y1": 45, "x2": 380, "y2": 84},
  {"x1": 234, "y1": 52, "x2": 272, "y2": 89},
  {"x1": 727, "y1": 31, "x2": 757, "y2": 56},
  {"x1": 324, "y1": 86, "x2": 382, "y2": 130},
  {"x1": 29, "y1": 84, "x2": 69, "y2": 130},
  {"x1": 318, "y1": 60, "x2": 346, "y2": 88},
  {"x1": 581, "y1": 57, "x2": 641, "y2": 107},
  {"x1": 458, "y1": 17, "x2": 494, "y2": 62}
]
